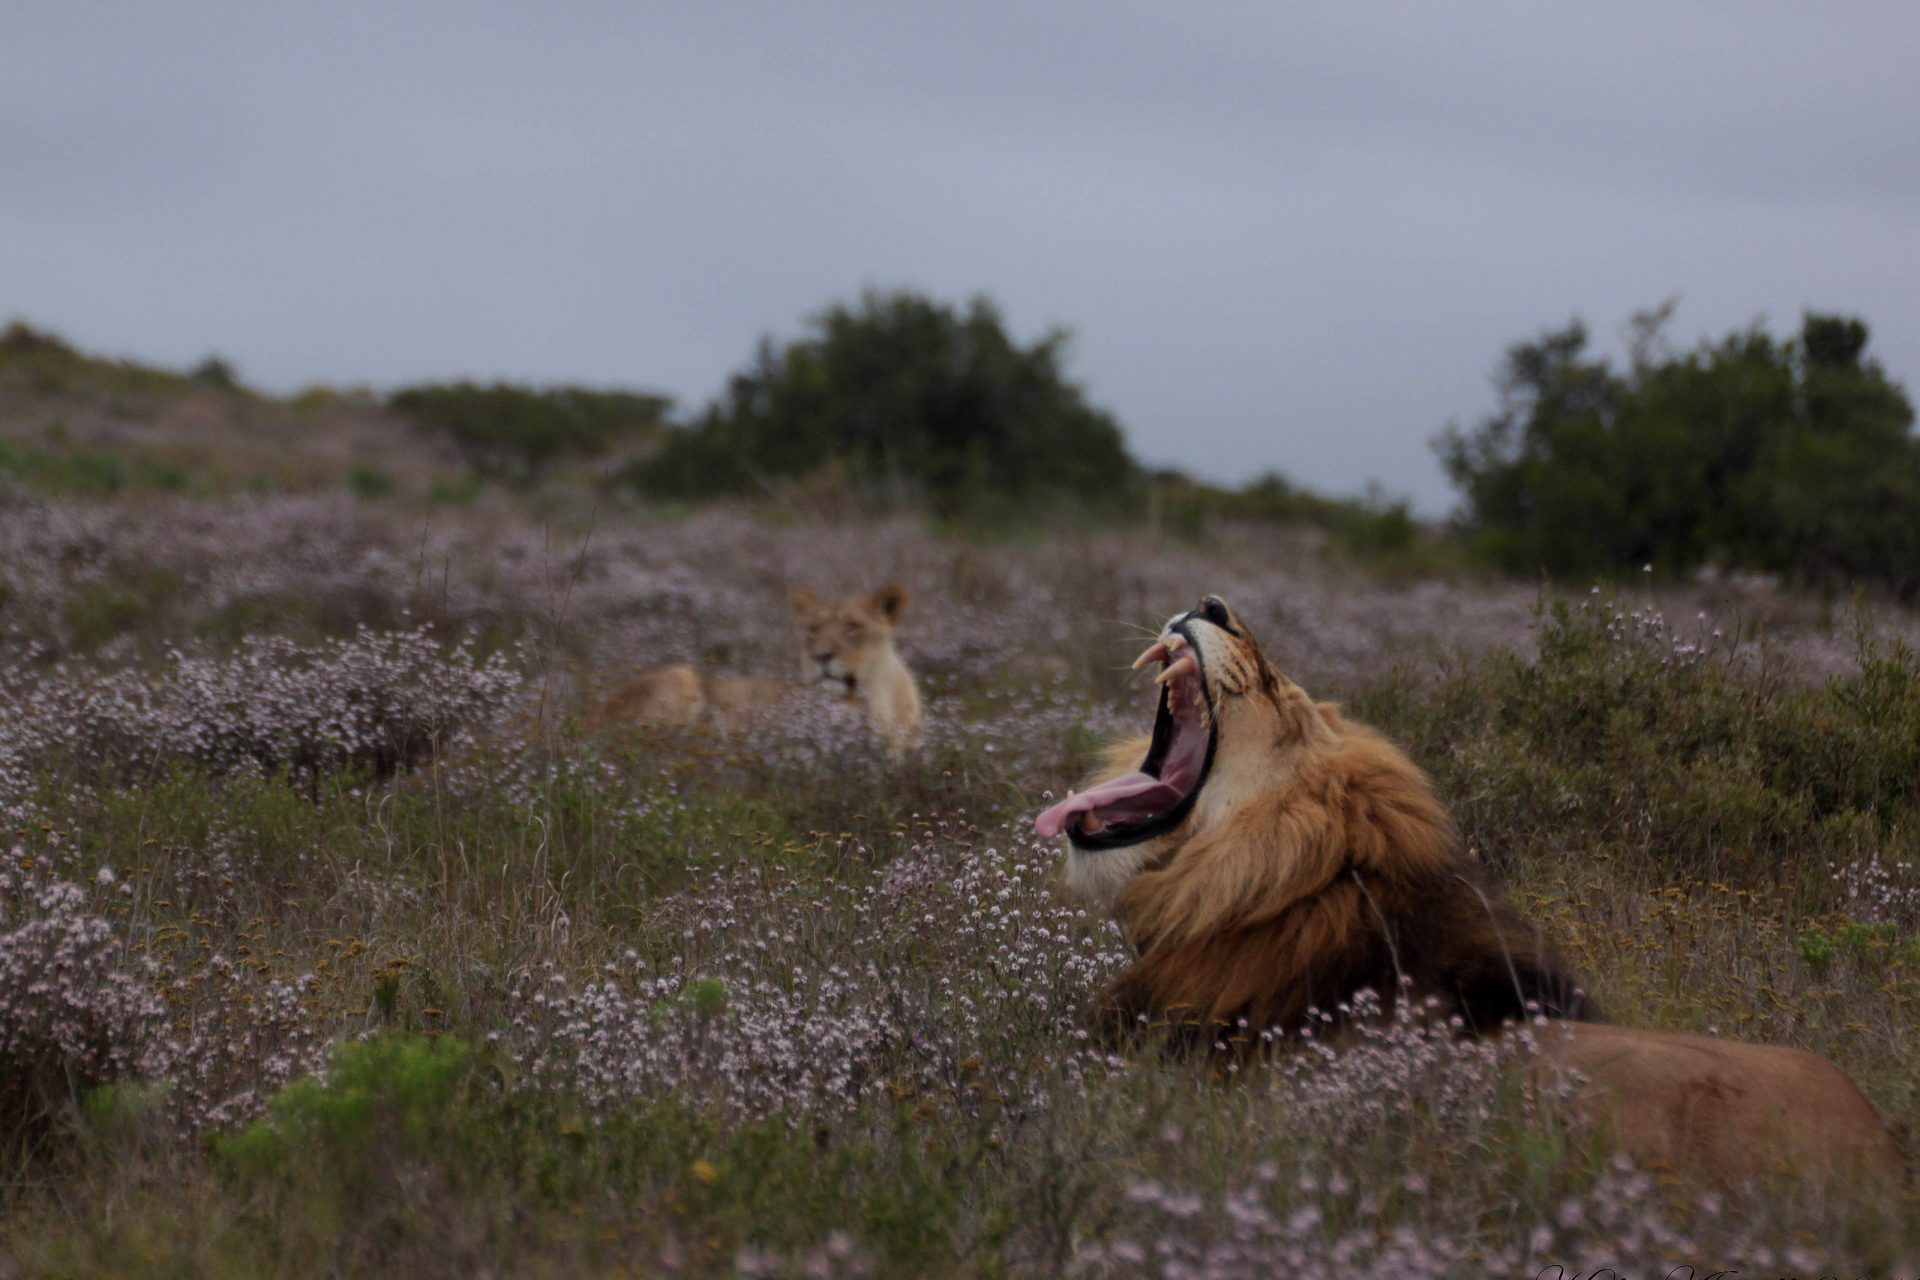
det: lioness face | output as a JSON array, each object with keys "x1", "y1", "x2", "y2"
[{"x1": 789, "y1": 584, "x2": 908, "y2": 697}]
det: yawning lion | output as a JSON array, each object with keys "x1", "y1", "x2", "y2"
[{"x1": 1040, "y1": 594, "x2": 1899, "y2": 1189}]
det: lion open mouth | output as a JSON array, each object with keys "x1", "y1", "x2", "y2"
[{"x1": 1035, "y1": 627, "x2": 1215, "y2": 847}]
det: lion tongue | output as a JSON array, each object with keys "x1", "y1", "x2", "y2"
[{"x1": 1035, "y1": 771, "x2": 1184, "y2": 839}]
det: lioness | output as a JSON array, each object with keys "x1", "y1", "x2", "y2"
[
  {"x1": 1038, "y1": 594, "x2": 1899, "y2": 1189},
  {"x1": 593, "y1": 584, "x2": 924, "y2": 756}
]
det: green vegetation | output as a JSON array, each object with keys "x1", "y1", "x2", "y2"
[
  {"x1": 630, "y1": 289, "x2": 1139, "y2": 518},
  {"x1": 1149, "y1": 470, "x2": 1438, "y2": 569},
  {"x1": 1438, "y1": 306, "x2": 1920, "y2": 594},
  {"x1": 7, "y1": 294, "x2": 1920, "y2": 1274},
  {"x1": 6, "y1": 518, "x2": 1920, "y2": 1271},
  {"x1": 1, "y1": 321, "x2": 676, "y2": 501},
  {"x1": 388, "y1": 380, "x2": 671, "y2": 476},
  {"x1": 71, "y1": 1037, "x2": 1017, "y2": 1276},
  {"x1": 8, "y1": 586, "x2": 1918, "y2": 1272},
  {"x1": 345, "y1": 463, "x2": 396, "y2": 498},
  {"x1": 214, "y1": 1037, "x2": 479, "y2": 1170},
  {"x1": 1354, "y1": 597, "x2": 1920, "y2": 888},
  {"x1": 189, "y1": 355, "x2": 242, "y2": 390},
  {"x1": 13, "y1": 297, "x2": 1920, "y2": 595},
  {"x1": 0, "y1": 321, "x2": 211, "y2": 402},
  {"x1": 0, "y1": 438, "x2": 197, "y2": 497},
  {"x1": 626, "y1": 288, "x2": 1424, "y2": 552}
]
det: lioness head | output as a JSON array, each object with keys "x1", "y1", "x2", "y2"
[
  {"x1": 789, "y1": 584, "x2": 910, "y2": 697},
  {"x1": 1038, "y1": 594, "x2": 1329, "y2": 904}
]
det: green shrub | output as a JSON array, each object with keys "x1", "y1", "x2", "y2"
[
  {"x1": 216, "y1": 1037, "x2": 480, "y2": 1176},
  {"x1": 0, "y1": 439, "x2": 205, "y2": 498},
  {"x1": 62, "y1": 572, "x2": 184, "y2": 649},
  {"x1": 196, "y1": 1036, "x2": 974, "y2": 1273},
  {"x1": 389, "y1": 381, "x2": 670, "y2": 476},
  {"x1": 1438, "y1": 308, "x2": 1920, "y2": 594},
  {"x1": 628, "y1": 289, "x2": 1138, "y2": 519},
  {"x1": 1797, "y1": 923, "x2": 1837, "y2": 971},
  {"x1": 426, "y1": 472, "x2": 485, "y2": 506},
  {"x1": 189, "y1": 355, "x2": 241, "y2": 390},
  {"x1": 345, "y1": 464, "x2": 396, "y2": 498},
  {"x1": 0, "y1": 320, "x2": 199, "y2": 402},
  {"x1": 1351, "y1": 594, "x2": 1920, "y2": 886}
]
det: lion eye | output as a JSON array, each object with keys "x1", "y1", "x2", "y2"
[{"x1": 1198, "y1": 596, "x2": 1231, "y2": 628}]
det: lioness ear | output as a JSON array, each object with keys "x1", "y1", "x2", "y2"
[
  {"x1": 789, "y1": 586, "x2": 820, "y2": 617},
  {"x1": 870, "y1": 583, "x2": 908, "y2": 624}
]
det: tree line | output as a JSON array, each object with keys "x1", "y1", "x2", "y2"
[
  {"x1": 616, "y1": 288, "x2": 1918, "y2": 594},
  {"x1": 15, "y1": 288, "x2": 1916, "y2": 592},
  {"x1": 1438, "y1": 305, "x2": 1918, "y2": 595}
]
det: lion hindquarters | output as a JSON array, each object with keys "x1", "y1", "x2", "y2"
[
  {"x1": 1532, "y1": 1022, "x2": 1901, "y2": 1190},
  {"x1": 594, "y1": 664, "x2": 707, "y2": 731}
]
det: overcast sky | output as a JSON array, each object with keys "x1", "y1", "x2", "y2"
[{"x1": 5, "y1": 3, "x2": 1917, "y2": 510}]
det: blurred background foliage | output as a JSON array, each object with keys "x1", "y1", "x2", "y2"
[
  {"x1": 1438, "y1": 306, "x2": 1920, "y2": 595},
  {"x1": 389, "y1": 381, "x2": 671, "y2": 479},
  {"x1": 6, "y1": 293, "x2": 1917, "y2": 591},
  {"x1": 626, "y1": 290, "x2": 1137, "y2": 520}
]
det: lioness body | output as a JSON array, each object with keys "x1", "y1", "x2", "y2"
[
  {"x1": 593, "y1": 666, "x2": 789, "y2": 733},
  {"x1": 593, "y1": 584, "x2": 923, "y2": 755},
  {"x1": 1040, "y1": 595, "x2": 1899, "y2": 1189}
]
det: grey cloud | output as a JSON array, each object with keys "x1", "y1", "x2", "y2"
[{"x1": 4, "y1": 1, "x2": 1916, "y2": 510}]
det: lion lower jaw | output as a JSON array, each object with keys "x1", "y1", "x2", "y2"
[
  {"x1": 1178, "y1": 733, "x2": 1295, "y2": 832},
  {"x1": 1063, "y1": 841, "x2": 1160, "y2": 911}
]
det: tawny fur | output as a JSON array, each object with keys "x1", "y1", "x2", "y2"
[
  {"x1": 1535, "y1": 1023, "x2": 1900, "y2": 1188},
  {"x1": 590, "y1": 584, "x2": 923, "y2": 756},
  {"x1": 1054, "y1": 596, "x2": 1901, "y2": 1190},
  {"x1": 1066, "y1": 606, "x2": 1593, "y2": 1039}
]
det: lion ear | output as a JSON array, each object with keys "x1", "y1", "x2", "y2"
[
  {"x1": 870, "y1": 583, "x2": 908, "y2": 624},
  {"x1": 789, "y1": 586, "x2": 820, "y2": 617}
]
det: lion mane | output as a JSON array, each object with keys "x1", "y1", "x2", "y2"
[{"x1": 1041, "y1": 595, "x2": 1595, "y2": 1042}]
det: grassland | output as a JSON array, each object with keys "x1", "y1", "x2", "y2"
[{"x1": 1, "y1": 352, "x2": 1917, "y2": 1275}]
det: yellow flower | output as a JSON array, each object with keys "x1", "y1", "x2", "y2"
[{"x1": 691, "y1": 1160, "x2": 719, "y2": 1186}]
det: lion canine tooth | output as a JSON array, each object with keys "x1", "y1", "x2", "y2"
[
  {"x1": 1156, "y1": 653, "x2": 1197, "y2": 686},
  {"x1": 1131, "y1": 641, "x2": 1171, "y2": 671}
]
